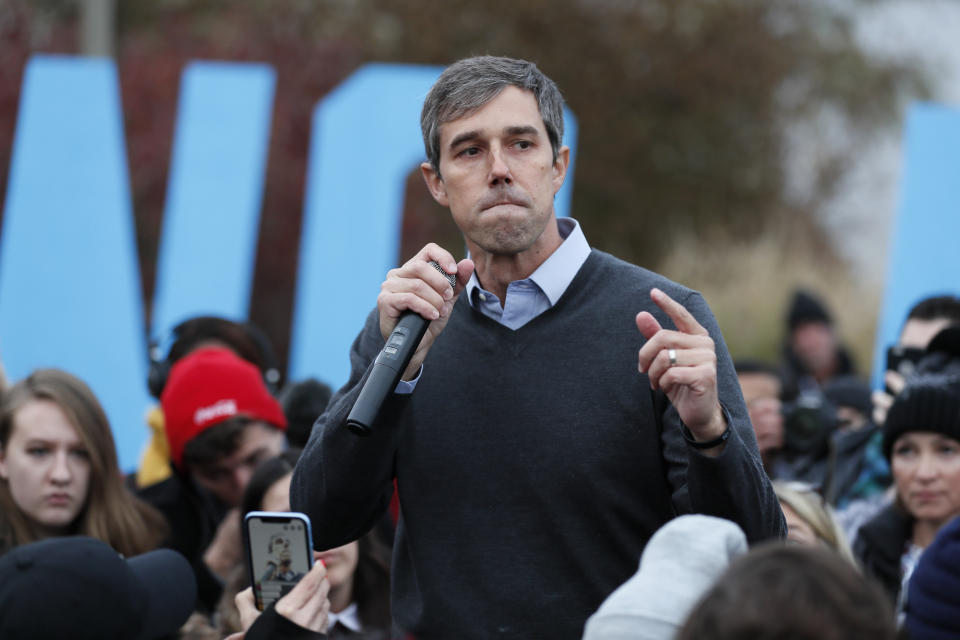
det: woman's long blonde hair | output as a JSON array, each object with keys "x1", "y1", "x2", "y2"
[
  {"x1": 774, "y1": 480, "x2": 856, "y2": 564},
  {"x1": 0, "y1": 369, "x2": 166, "y2": 556}
]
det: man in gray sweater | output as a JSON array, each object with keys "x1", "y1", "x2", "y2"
[{"x1": 292, "y1": 55, "x2": 784, "y2": 639}]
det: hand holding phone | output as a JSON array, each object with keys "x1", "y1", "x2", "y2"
[
  {"x1": 243, "y1": 511, "x2": 314, "y2": 611},
  {"x1": 233, "y1": 560, "x2": 331, "y2": 636}
]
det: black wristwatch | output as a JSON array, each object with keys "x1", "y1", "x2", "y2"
[{"x1": 681, "y1": 423, "x2": 731, "y2": 450}]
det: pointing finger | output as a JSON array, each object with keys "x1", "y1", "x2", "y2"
[{"x1": 650, "y1": 288, "x2": 708, "y2": 336}]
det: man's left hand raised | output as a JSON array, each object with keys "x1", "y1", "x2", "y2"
[{"x1": 636, "y1": 288, "x2": 727, "y2": 455}]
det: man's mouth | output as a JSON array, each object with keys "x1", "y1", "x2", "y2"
[{"x1": 483, "y1": 199, "x2": 524, "y2": 211}]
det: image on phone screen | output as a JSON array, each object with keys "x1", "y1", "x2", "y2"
[{"x1": 244, "y1": 511, "x2": 313, "y2": 611}]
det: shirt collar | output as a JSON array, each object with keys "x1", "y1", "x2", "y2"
[
  {"x1": 327, "y1": 602, "x2": 361, "y2": 632},
  {"x1": 465, "y1": 217, "x2": 590, "y2": 307}
]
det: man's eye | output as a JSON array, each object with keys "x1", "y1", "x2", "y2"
[
  {"x1": 459, "y1": 147, "x2": 480, "y2": 157},
  {"x1": 515, "y1": 140, "x2": 531, "y2": 150},
  {"x1": 27, "y1": 447, "x2": 50, "y2": 456}
]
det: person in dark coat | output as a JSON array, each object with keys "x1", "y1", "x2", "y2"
[{"x1": 854, "y1": 375, "x2": 960, "y2": 611}]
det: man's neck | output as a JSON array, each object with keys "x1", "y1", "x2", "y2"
[{"x1": 470, "y1": 219, "x2": 563, "y2": 303}]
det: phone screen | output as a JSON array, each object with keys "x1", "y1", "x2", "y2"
[{"x1": 244, "y1": 511, "x2": 314, "y2": 611}]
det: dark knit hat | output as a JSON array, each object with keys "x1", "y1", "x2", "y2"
[
  {"x1": 882, "y1": 377, "x2": 960, "y2": 460},
  {"x1": 787, "y1": 289, "x2": 832, "y2": 331},
  {"x1": 904, "y1": 515, "x2": 960, "y2": 639}
]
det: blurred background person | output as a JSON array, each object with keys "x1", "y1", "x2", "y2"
[
  {"x1": 279, "y1": 378, "x2": 333, "y2": 451},
  {"x1": 780, "y1": 288, "x2": 858, "y2": 395},
  {"x1": 138, "y1": 315, "x2": 284, "y2": 488},
  {"x1": 676, "y1": 544, "x2": 896, "y2": 640},
  {"x1": 854, "y1": 376, "x2": 960, "y2": 612},
  {"x1": 764, "y1": 371, "x2": 891, "y2": 522},
  {"x1": 0, "y1": 369, "x2": 165, "y2": 557},
  {"x1": 734, "y1": 360, "x2": 785, "y2": 475},
  {"x1": 821, "y1": 375, "x2": 890, "y2": 509},
  {"x1": 773, "y1": 480, "x2": 855, "y2": 563},
  {"x1": 873, "y1": 295, "x2": 960, "y2": 426},
  {"x1": 137, "y1": 347, "x2": 287, "y2": 613}
]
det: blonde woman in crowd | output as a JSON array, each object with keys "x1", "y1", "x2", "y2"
[
  {"x1": 774, "y1": 480, "x2": 856, "y2": 563},
  {"x1": 0, "y1": 369, "x2": 165, "y2": 556}
]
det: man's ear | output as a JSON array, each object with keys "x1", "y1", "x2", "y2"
[
  {"x1": 552, "y1": 145, "x2": 570, "y2": 194},
  {"x1": 0, "y1": 447, "x2": 8, "y2": 480},
  {"x1": 420, "y1": 162, "x2": 449, "y2": 207}
]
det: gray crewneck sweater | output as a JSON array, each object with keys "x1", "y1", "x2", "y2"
[{"x1": 292, "y1": 249, "x2": 784, "y2": 639}]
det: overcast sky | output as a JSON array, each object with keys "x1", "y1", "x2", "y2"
[{"x1": 824, "y1": 0, "x2": 960, "y2": 284}]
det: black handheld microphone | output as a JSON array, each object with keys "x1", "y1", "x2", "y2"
[{"x1": 346, "y1": 262, "x2": 457, "y2": 436}]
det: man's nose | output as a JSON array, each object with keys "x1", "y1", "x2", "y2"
[
  {"x1": 488, "y1": 146, "x2": 512, "y2": 184},
  {"x1": 233, "y1": 465, "x2": 254, "y2": 494}
]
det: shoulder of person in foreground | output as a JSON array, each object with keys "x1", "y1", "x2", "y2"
[
  {"x1": 0, "y1": 536, "x2": 196, "y2": 640},
  {"x1": 583, "y1": 514, "x2": 748, "y2": 640},
  {"x1": 677, "y1": 542, "x2": 897, "y2": 640}
]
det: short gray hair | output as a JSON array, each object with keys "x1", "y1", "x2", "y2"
[{"x1": 420, "y1": 56, "x2": 565, "y2": 172}]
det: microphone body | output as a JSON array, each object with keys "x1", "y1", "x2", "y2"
[
  {"x1": 346, "y1": 261, "x2": 456, "y2": 436},
  {"x1": 346, "y1": 312, "x2": 428, "y2": 436}
]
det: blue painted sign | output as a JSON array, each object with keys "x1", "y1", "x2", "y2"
[
  {"x1": 871, "y1": 102, "x2": 960, "y2": 388},
  {"x1": 0, "y1": 56, "x2": 578, "y2": 470}
]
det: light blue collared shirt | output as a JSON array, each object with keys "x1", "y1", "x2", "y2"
[
  {"x1": 466, "y1": 217, "x2": 591, "y2": 329},
  {"x1": 397, "y1": 217, "x2": 591, "y2": 392}
]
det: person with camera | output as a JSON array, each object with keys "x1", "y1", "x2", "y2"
[
  {"x1": 780, "y1": 289, "x2": 858, "y2": 395},
  {"x1": 872, "y1": 295, "x2": 960, "y2": 427},
  {"x1": 836, "y1": 295, "x2": 960, "y2": 543},
  {"x1": 734, "y1": 360, "x2": 786, "y2": 475}
]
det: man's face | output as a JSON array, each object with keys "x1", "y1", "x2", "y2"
[
  {"x1": 270, "y1": 535, "x2": 291, "y2": 561},
  {"x1": 899, "y1": 318, "x2": 953, "y2": 349},
  {"x1": 190, "y1": 421, "x2": 285, "y2": 507},
  {"x1": 421, "y1": 86, "x2": 569, "y2": 259},
  {"x1": 738, "y1": 372, "x2": 784, "y2": 455},
  {"x1": 790, "y1": 321, "x2": 837, "y2": 377}
]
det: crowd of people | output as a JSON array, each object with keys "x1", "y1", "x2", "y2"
[{"x1": 1, "y1": 54, "x2": 959, "y2": 640}]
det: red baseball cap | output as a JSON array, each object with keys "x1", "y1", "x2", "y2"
[{"x1": 161, "y1": 347, "x2": 286, "y2": 469}]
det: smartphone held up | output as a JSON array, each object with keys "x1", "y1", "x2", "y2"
[{"x1": 243, "y1": 511, "x2": 314, "y2": 611}]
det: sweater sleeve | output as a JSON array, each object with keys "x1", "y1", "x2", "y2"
[
  {"x1": 659, "y1": 291, "x2": 786, "y2": 543},
  {"x1": 244, "y1": 604, "x2": 327, "y2": 640},
  {"x1": 290, "y1": 309, "x2": 405, "y2": 551}
]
